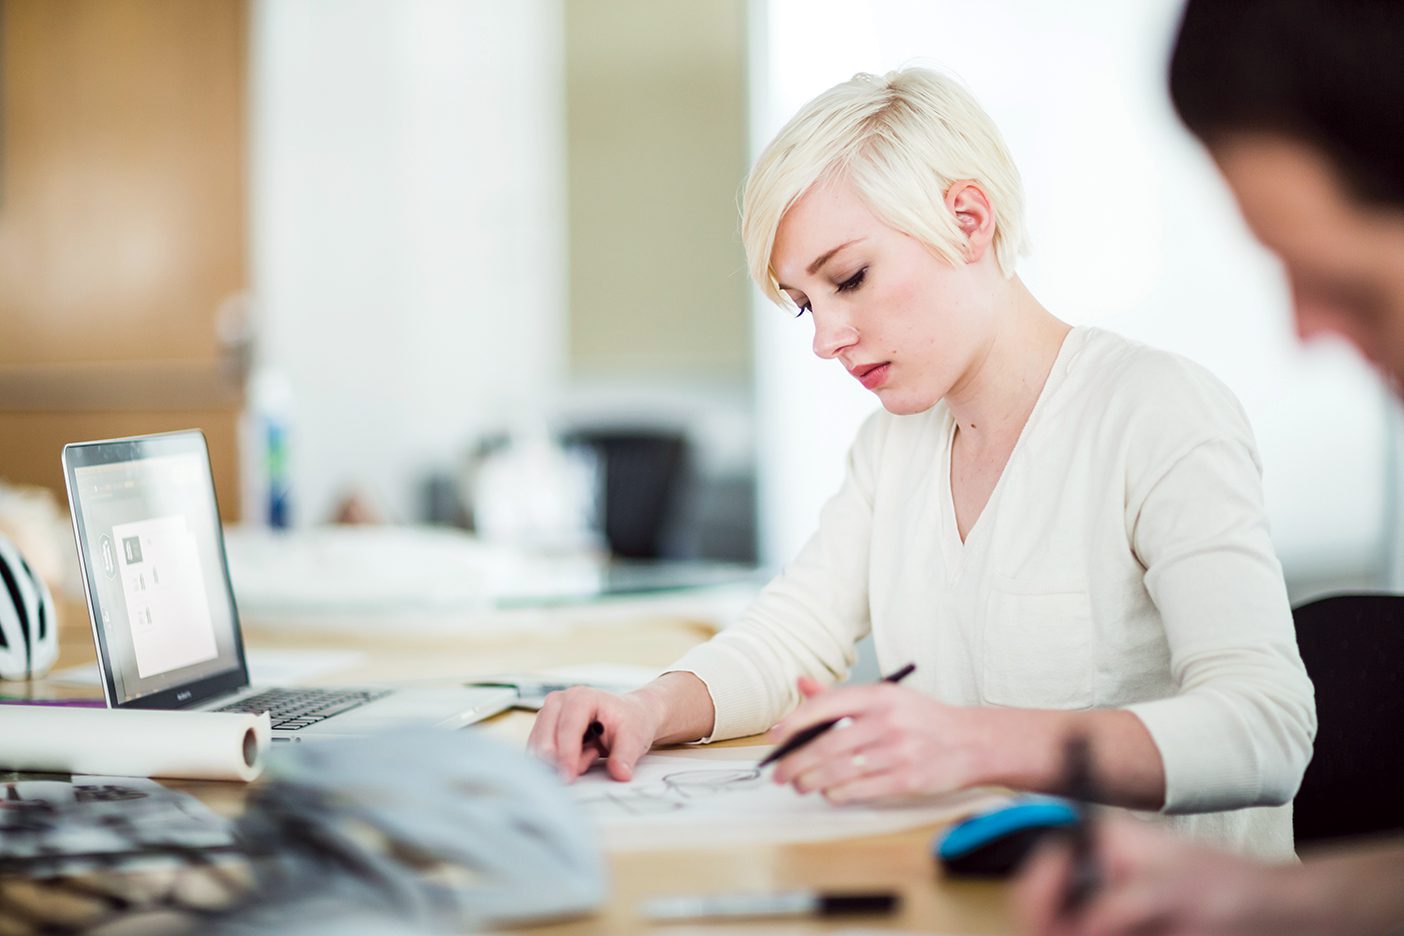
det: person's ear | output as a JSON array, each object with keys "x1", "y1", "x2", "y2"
[{"x1": 944, "y1": 181, "x2": 996, "y2": 263}]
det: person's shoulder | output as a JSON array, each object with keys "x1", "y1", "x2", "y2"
[
  {"x1": 1074, "y1": 326, "x2": 1227, "y2": 395},
  {"x1": 1071, "y1": 327, "x2": 1250, "y2": 437}
]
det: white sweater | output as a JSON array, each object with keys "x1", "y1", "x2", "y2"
[{"x1": 671, "y1": 326, "x2": 1316, "y2": 860}]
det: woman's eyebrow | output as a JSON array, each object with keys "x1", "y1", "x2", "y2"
[
  {"x1": 807, "y1": 238, "x2": 864, "y2": 276},
  {"x1": 775, "y1": 238, "x2": 866, "y2": 291},
  {"x1": 777, "y1": 238, "x2": 865, "y2": 291}
]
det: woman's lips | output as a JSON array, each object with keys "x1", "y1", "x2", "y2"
[{"x1": 853, "y1": 362, "x2": 890, "y2": 390}]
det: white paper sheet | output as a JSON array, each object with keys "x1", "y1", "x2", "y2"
[
  {"x1": 571, "y1": 753, "x2": 1008, "y2": 851},
  {"x1": 0, "y1": 707, "x2": 270, "y2": 782}
]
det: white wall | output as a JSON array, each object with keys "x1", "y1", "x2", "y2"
[
  {"x1": 751, "y1": 0, "x2": 1391, "y2": 595},
  {"x1": 249, "y1": 0, "x2": 566, "y2": 525}
]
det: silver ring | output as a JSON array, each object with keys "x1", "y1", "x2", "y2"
[{"x1": 851, "y1": 752, "x2": 868, "y2": 770}]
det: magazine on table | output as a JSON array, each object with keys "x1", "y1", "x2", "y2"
[{"x1": 0, "y1": 773, "x2": 236, "y2": 876}]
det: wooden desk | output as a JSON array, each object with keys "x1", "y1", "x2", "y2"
[{"x1": 4, "y1": 599, "x2": 1015, "y2": 935}]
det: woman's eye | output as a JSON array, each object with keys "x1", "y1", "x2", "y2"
[
  {"x1": 836, "y1": 268, "x2": 866, "y2": 293},
  {"x1": 789, "y1": 298, "x2": 811, "y2": 318}
]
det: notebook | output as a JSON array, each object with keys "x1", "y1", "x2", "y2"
[{"x1": 62, "y1": 430, "x2": 513, "y2": 741}]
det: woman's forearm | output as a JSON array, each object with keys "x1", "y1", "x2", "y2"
[{"x1": 977, "y1": 706, "x2": 1167, "y2": 810}]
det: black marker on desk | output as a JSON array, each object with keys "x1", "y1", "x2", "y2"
[
  {"x1": 642, "y1": 889, "x2": 899, "y2": 922},
  {"x1": 758, "y1": 661, "x2": 917, "y2": 768}
]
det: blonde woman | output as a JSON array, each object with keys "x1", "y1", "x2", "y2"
[{"x1": 528, "y1": 68, "x2": 1315, "y2": 859}]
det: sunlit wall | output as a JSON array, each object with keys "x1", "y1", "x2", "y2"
[{"x1": 249, "y1": 0, "x2": 567, "y2": 525}]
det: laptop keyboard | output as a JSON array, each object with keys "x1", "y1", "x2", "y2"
[{"x1": 214, "y1": 687, "x2": 392, "y2": 730}]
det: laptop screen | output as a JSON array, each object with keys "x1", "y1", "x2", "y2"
[{"x1": 64, "y1": 431, "x2": 247, "y2": 708}]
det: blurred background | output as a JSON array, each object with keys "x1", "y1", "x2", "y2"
[{"x1": 0, "y1": 0, "x2": 1398, "y2": 611}]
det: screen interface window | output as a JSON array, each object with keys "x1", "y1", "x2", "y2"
[{"x1": 75, "y1": 453, "x2": 240, "y2": 704}]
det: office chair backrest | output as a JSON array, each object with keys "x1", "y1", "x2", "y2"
[
  {"x1": 1291, "y1": 593, "x2": 1404, "y2": 845},
  {"x1": 565, "y1": 429, "x2": 688, "y2": 560}
]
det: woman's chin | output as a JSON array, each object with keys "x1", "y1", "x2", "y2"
[{"x1": 877, "y1": 391, "x2": 939, "y2": 417}]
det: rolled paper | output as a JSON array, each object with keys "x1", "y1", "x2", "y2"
[{"x1": 0, "y1": 707, "x2": 270, "y2": 782}]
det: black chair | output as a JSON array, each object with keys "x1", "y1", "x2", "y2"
[
  {"x1": 1291, "y1": 594, "x2": 1404, "y2": 845},
  {"x1": 564, "y1": 429, "x2": 688, "y2": 560}
]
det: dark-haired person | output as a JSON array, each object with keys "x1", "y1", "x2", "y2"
[{"x1": 1016, "y1": 1, "x2": 1404, "y2": 933}]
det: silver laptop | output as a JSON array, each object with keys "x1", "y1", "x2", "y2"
[{"x1": 62, "y1": 430, "x2": 514, "y2": 742}]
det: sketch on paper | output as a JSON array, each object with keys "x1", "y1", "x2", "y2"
[
  {"x1": 571, "y1": 754, "x2": 1008, "y2": 850},
  {"x1": 574, "y1": 766, "x2": 763, "y2": 817}
]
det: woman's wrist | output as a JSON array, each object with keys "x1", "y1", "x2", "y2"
[
  {"x1": 970, "y1": 707, "x2": 1166, "y2": 809},
  {"x1": 966, "y1": 706, "x2": 1074, "y2": 794},
  {"x1": 631, "y1": 671, "x2": 715, "y2": 746}
]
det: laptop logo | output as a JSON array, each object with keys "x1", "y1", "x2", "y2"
[{"x1": 176, "y1": 690, "x2": 192, "y2": 702}]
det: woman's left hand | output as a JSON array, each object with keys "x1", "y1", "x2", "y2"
[{"x1": 768, "y1": 676, "x2": 995, "y2": 802}]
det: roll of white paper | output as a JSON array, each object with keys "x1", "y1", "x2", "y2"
[{"x1": 0, "y1": 707, "x2": 270, "y2": 782}]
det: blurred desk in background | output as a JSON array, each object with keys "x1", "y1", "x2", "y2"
[{"x1": 222, "y1": 524, "x2": 764, "y2": 638}]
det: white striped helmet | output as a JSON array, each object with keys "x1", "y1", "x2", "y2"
[{"x1": 0, "y1": 532, "x2": 59, "y2": 681}]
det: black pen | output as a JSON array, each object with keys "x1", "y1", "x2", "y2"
[
  {"x1": 758, "y1": 662, "x2": 917, "y2": 768},
  {"x1": 583, "y1": 719, "x2": 606, "y2": 751}
]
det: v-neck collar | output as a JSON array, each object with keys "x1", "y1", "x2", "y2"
[{"x1": 938, "y1": 326, "x2": 1087, "y2": 567}]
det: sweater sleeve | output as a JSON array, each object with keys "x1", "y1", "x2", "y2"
[
  {"x1": 664, "y1": 412, "x2": 888, "y2": 742},
  {"x1": 1123, "y1": 428, "x2": 1317, "y2": 814}
]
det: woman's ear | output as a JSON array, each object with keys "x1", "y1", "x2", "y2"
[{"x1": 944, "y1": 181, "x2": 996, "y2": 263}]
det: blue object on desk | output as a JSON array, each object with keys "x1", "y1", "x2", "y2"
[{"x1": 935, "y1": 797, "x2": 1080, "y2": 877}]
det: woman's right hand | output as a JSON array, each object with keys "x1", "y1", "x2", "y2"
[
  {"x1": 528, "y1": 671, "x2": 717, "y2": 782},
  {"x1": 526, "y1": 686, "x2": 666, "y2": 782}
]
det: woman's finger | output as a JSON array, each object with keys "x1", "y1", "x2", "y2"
[
  {"x1": 603, "y1": 722, "x2": 653, "y2": 782},
  {"x1": 551, "y1": 690, "x2": 608, "y2": 781},
  {"x1": 775, "y1": 717, "x2": 885, "y2": 787},
  {"x1": 526, "y1": 695, "x2": 563, "y2": 762}
]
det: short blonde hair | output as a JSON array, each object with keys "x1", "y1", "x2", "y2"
[{"x1": 741, "y1": 68, "x2": 1029, "y2": 307}]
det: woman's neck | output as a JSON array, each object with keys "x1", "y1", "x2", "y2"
[{"x1": 944, "y1": 277, "x2": 1071, "y2": 449}]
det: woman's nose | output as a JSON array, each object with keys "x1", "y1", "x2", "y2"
[{"x1": 811, "y1": 309, "x2": 859, "y2": 360}]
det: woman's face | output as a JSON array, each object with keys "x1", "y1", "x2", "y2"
[{"x1": 770, "y1": 178, "x2": 993, "y2": 416}]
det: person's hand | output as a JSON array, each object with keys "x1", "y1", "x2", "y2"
[
  {"x1": 1013, "y1": 817, "x2": 1304, "y2": 936},
  {"x1": 526, "y1": 687, "x2": 664, "y2": 783},
  {"x1": 768, "y1": 676, "x2": 994, "y2": 802}
]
